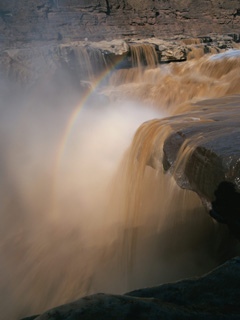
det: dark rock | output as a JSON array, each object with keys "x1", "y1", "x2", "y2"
[
  {"x1": 128, "y1": 256, "x2": 240, "y2": 309},
  {"x1": 21, "y1": 257, "x2": 240, "y2": 319},
  {"x1": 161, "y1": 95, "x2": 240, "y2": 201},
  {"x1": 152, "y1": 94, "x2": 240, "y2": 238},
  {"x1": 210, "y1": 181, "x2": 240, "y2": 240}
]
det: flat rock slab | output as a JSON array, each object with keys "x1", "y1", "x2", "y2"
[
  {"x1": 157, "y1": 95, "x2": 240, "y2": 202},
  {"x1": 143, "y1": 94, "x2": 240, "y2": 239},
  {"x1": 21, "y1": 257, "x2": 240, "y2": 319}
]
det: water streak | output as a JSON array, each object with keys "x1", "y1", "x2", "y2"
[
  {"x1": 107, "y1": 49, "x2": 240, "y2": 113},
  {"x1": 1, "y1": 47, "x2": 240, "y2": 320}
]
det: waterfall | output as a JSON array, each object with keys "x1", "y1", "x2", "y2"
[
  {"x1": 1, "y1": 45, "x2": 240, "y2": 320},
  {"x1": 129, "y1": 43, "x2": 158, "y2": 68}
]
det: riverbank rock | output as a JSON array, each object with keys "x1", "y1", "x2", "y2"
[
  {"x1": 1, "y1": 0, "x2": 240, "y2": 47},
  {"x1": 155, "y1": 94, "x2": 240, "y2": 239},
  {"x1": 20, "y1": 257, "x2": 240, "y2": 319},
  {"x1": 161, "y1": 95, "x2": 240, "y2": 201},
  {"x1": 0, "y1": 36, "x2": 239, "y2": 86}
]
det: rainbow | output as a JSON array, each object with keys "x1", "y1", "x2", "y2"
[{"x1": 49, "y1": 56, "x2": 126, "y2": 218}]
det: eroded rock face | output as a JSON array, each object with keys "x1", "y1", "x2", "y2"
[
  {"x1": 1, "y1": 36, "x2": 239, "y2": 87},
  {"x1": 21, "y1": 257, "x2": 240, "y2": 319},
  {"x1": 161, "y1": 95, "x2": 240, "y2": 202},
  {"x1": 0, "y1": 40, "x2": 130, "y2": 86},
  {"x1": 1, "y1": 0, "x2": 240, "y2": 47},
  {"x1": 158, "y1": 95, "x2": 240, "y2": 239}
]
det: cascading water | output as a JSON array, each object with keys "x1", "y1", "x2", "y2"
[
  {"x1": 129, "y1": 43, "x2": 158, "y2": 68},
  {"x1": 1, "y1": 44, "x2": 240, "y2": 320}
]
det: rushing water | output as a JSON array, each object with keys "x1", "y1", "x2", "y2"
[{"x1": 1, "y1": 46, "x2": 240, "y2": 319}]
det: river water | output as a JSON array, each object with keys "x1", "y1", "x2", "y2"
[{"x1": 1, "y1": 46, "x2": 240, "y2": 319}]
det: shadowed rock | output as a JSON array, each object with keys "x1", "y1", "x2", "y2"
[
  {"x1": 21, "y1": 257, "x2": 240, "y2": 319},
  {"x1": 210, "y1": 181, "x2": 240, "y2": 240}
]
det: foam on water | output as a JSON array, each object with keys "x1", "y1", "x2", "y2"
[{"x1": 1, "y1": 46, "x2": 240, "y2": 320}]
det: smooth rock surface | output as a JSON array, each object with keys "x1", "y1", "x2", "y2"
[
  {"x1": 150, "y1": 94, "x2": 240, "y2": 238},
  {"x1": 161, "y1": 95, "x2": 240, "y2": 202},
  {"x1": 21, "y1": 257, "x2": 240, "y2": 319}
]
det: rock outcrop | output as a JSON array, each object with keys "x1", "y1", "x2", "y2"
[
  {"x1": 0, "y1": 35, "x2": 239, "y2": 87},
  {"x1": 0, "y1": 0, "x2": 240, "y2": 48},
  {"x1": 162, "y1": 95, "x2": 240, "y2": 201},
  {"x1": 21, "y1": 257, "x2": 240, "y2": 319},
  {"x1": 1, "y1": 3, "x2": 240, "y2": 320},
  {"x1": 156, "y1": 94, "x2": 240, "y2": 239}
]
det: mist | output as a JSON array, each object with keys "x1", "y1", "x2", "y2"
[
  {"x1": 0, "y1": 78, "x2": 165, "y2": 319},
  {"x1": 1, "y1": 55, "x2": 240, "y2": 320}
]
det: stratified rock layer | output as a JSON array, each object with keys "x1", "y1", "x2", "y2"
[
  {"x1": 1, "y1": 0, "x2": 240, "y2": 48},
  {"x1": 0, "y1": 36, "x2": 239, "y2": 87}
]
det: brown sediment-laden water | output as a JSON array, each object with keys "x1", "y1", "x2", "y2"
[{"x1": 1, "y1": 45, "x2": 240, "y2": 319}]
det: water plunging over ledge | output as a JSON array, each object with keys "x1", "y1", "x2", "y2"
[{"x1": 1, "y1": 45, "x2": 240, "y2": 320}]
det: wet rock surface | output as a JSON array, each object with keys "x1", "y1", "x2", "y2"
[
  {"x1": 157, "y1": 95, "x2": 240, "y2": 238},
  {"x1": 0, "y1": 36, "x2": 239, "y2": 86},
  {"x1": 161, "y1": 95, "x2": 240, "y2": 201},
  {"x1": 21, "y1": 257, "x2": 240, "y2": 319},
  {"x1": 1, "y1": 3, "x2": 240, "y2": 320}
]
